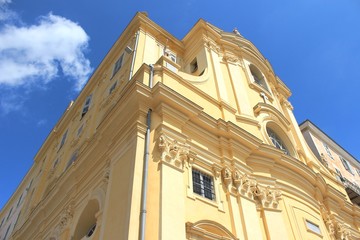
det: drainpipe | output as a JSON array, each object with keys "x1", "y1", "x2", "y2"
[
  {"x1": 129, "y1": 31, "x2": 140, "y2": 81},
  {"x1": 139, "y1": 65, "x2": 153, "y2": 240}
]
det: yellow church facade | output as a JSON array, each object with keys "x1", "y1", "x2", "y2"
[{"x1": 1, "y1": 12, "x2": 359, "y2": 240}]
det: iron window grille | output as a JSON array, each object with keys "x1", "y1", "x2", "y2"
[{"x1": 192, "y1": 169, "x2": 215, "y2": 201}]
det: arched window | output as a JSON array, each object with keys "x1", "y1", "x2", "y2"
[
  {"x1": 73, "y1": 199, "x2": 99, "y2": 240},
  {"x1": 266, "y1": 127, "x2": 290, "y2": 155},
  {"x1": 249, "y1": 64, "x2": 269, "y2": 91}
]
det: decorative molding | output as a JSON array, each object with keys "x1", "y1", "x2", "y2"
[
  {"x1": 232, "y1": 169, "x2": 241, "y2": 188},
  {"x1": 103, "y1": 163, "x2": 110, "y2": 183},
  {"x1": 320, "y1": 205, "x2": 352, "y2": 239},
  {"x1": 221, "y1": 167, "x2": 232, "y2": 188},
  {"x1": 222, "y1": 55, "x2": 241, "y2": 66},
  {"x1": 280, "y1": 98, "x2": 294, "y2": 111},
  {"x1": 158, "y1": 134, "x2": 190, "y2": 170},
  {"x1": 253, "y1": 102, "x2": 291, "y2": 130},
  {"x1": 59, "y1": 202, "x2": 74, "y2": 231}
]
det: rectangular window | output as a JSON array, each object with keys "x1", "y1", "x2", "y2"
[
  {"x1": 59, "y1": 130, "x2": 68, "y2": 150},
  {"x1": 4, "y1": 224, "x2": 11, "y2": 240},
  {"x1": 305, "y1": 220, "x2": 321, "y2": 235},
  {"x1": 340, "y1": 157, "x2": 353, "y2": 174},
  {"x1": 81, "y1": 95, "x2": 92, "y2": 118},
  {"x1": 112, "y1": 53, "x2": 124, "y2": 77},
  {"x1": 109, "y1": 81, "x2": 117, "y2": 94},
  {"x1": 77, "y1": 124, "x2": 84, "y2": 137},
  {"x1": 164, "y1": 49, "x2": 176, "y2": 63},
  {"x1": 14, "y1": 211, "x2": 21, "y2": 228},
  {"x1": 66, "y1": 151, "x2": 78, "y2": 170},
  {"x1": 6, "y1": 207, "x2": 13, "y2": 220},
  {"x1": 53, "y1": 158, "x2": 59, "y2": 169},
  {"x1": 16, "y1": 193, "x2": 23, "y2": 207},
  {"x1": 323, "y1": 143, "x2": 333, "y2": 159},
  {"x1": 192, "y1": 169, "x2": 215, "y2": 201}
]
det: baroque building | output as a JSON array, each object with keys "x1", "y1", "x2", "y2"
[{"x1": 1, "y1": 12, "x2": 359, "y2": 240}]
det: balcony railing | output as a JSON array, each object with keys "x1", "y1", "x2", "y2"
[{"x1": 341, "y1": 177, "x2": 360, "y2": 206}]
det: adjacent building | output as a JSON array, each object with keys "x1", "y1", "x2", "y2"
[
  {"x1": 300, "y1": 120, "x2": 360, "y2": 206},
  {"x1": 0, "y1": 169, "x2": 34, "y2": 240},
  {"x1": 1, "y1": 12, "x2": 359, "y2": 240}
]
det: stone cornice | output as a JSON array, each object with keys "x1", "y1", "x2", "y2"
[{"x1": 253, "y1": 102, "x2": 291, "y2": 131}]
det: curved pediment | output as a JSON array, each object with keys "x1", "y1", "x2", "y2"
[
  {"x1": 186, "y1": 220, "x2": 238, "y2": 240},
  {"x1": 253, "y1": 103, "x2": 291, "y2": 131}
]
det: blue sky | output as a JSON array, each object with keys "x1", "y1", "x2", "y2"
[{"x1": 0, "y1": 0, "x2": 359, "y2": 209}]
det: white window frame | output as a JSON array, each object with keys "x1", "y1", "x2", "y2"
[
  {"x1": 323, "y1": 143, "x2": 333, "y2": 159},
  {"x1": 192, "y1": 168, "x2": 216, "y2": 201},
  {"x1": 164, "y1": 49, "x2": 177, "y2": 63},
  {"x1": 305, "y1": 219, "x2": 322, "y2": 236},
  {"x1": 340, "y1": 156, "x2": 353, "y2": 174},
  {"x1": 249, "y1": 64, "x2": 269, "y2": 92},
  {"x1": 267, "y1": 127, "x2": 290, "y2": 155}
]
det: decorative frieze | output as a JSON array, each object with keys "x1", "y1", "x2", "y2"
[
  {"x1": 220, "y1": 168, "x2": 282, "y2": 209},
  {"x1": 158, "y1": 135, "x2": 190, "y2": 170}
]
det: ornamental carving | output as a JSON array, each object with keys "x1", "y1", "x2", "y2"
[
  {"x1": 240, "y1": 174, "x2": 258, "y2": 198},
  {"x1": 223, "y1": 55, "x2": 240, "y2": 65},
  {"x1": 158, "y1": 135, "x2": 189, "y2": 169},
  {"x1": 320, "y1": 205, "x2": 352, "y2": 239},
  {"x1": 262, "y1": 186, "x2": 282, "y2": 208},
  {"x1": 221, "y1": 167, "x2": 232, "y2": 187},
  {"x1": 232, "y1": 169, "x2": 241, "y2": 188},
  {"x1": 335, "y1": 223, "x2": 351, "y2": 240},
  {"x1": 59, "y1": 202, "x2": 74, "y2": 230},
  {"x1": 320, "y1": 205, "x2": 336, "y2": 237},
  {"x1": 103, "y1": 164, "x2": 110, "y2": 183}
]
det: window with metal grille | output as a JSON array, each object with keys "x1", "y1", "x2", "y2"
[
  {"x1": 267, "y1": 128, "x2": 290, "y2": 155},
  {"x1": 192, "y1": 169, "x2": 215, "y2": 200}
]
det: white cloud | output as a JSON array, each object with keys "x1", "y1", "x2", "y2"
[
  {"x1": 0, "y1": 0, "x2": 16, "y2": 22},
  {"x1": 0, "y1": 91, "x2": 24, "y2": 115},
  {"x1": 0, "y1": 0, "x2": 11, "y2": 4},
  {"x1": 37, "y1": 119, "x2": 47, "y2": 126},
  {"x1": 0, "y1": 13, "x2": 92, "y2": 91}
]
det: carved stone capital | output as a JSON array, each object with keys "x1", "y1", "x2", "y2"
[
  {"x1": 158, "y1": 135, "x2": 189, "y2": 170},
  {"x1": 281, "y1": 99, "x2": 293, "y2": 110},
  {"x1": 221, "y1": 167, "x2": 232, "y2": 188},
  {"x1": 222, "y1": 55, "x2": 240, "y2": 65},
  {"x1": 240, "y1": 174, "x2": 258, "y2": 198},
  {"x1": 261, "y1": 186, "x2": 282, "y2": 208},
  {"x1": 205, "y1": 40, "x2": 220, "y2": 53},
  {"x1": 232, "y1": 169, "x2": 241, "y2": 188},
  {"x1": 335, "y1": 223, "x2": 351, "y2": 240}
]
